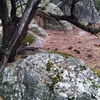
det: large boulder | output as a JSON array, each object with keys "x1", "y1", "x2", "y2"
[
  {"x1": 38, "y1": 2, "x2": 73, "y2": 31},
  {"x1": 52, "y1": 0, "x2": 99, "y2": 23},
  {"x1": 73, "y1": 0, "x2": 99, "y2": 23},
  {"x1": 0, "y1": 52, "x2": 100, "y2": 100}
]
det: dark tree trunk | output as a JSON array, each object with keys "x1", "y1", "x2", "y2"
[
  {"x1": 0, "y1": 0, "x2": 8, "y2": 60},
  {"x1": 0, "y1": 0, "x2": 41, "y2": 72},
  {"x1": 0, "y1": 0, "x2": 8, "y2": 50},
  {"x1": 8, "y1": 0, "x2": 41, "y2": 62}
]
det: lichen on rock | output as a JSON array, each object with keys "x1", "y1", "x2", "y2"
[{"x1": 0, "y1": 53, "x2": 100, "y2": 100}]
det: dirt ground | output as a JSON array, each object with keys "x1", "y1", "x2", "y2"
[
  {"x1": 0, "y1": 24, "x2": 100, "y2": 71},
  {"x1": 42, "y1": 26, "x2": 100, "y2": 70}
]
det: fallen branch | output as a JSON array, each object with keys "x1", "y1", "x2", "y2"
[
  {"x1": 36, "y1": 10, "x2": 100, "y2": 36},
  {"x1": 49, "y1": 13, "x2": 100, "y2": 36},
  {"x1": 18, "y1": 47, "x2": 39, "y2": 54}
]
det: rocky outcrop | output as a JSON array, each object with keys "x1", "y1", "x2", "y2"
[
  {"x1": 51, "y1": 0, "x2": 99, "y2": 23},
  {"x1": 0, "y1": 52, "x2": 100, "y2": 100},
  {"x1": 38, "y1": 1, "x2": 73, "y2": 31},
  {"x1": 73, "y1": 0, "x2": 99, "y2": 23}
]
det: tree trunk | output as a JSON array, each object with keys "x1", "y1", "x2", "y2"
[
  {"x1": 8, "y1": 0, "x2": 41, "y2": 62},
  {"x1": 0, "y1": 0, "x2": 41, "y2": 72}
]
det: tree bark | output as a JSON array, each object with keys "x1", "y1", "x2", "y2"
[{"x1": 0, "y1": 0, "x2": 8, "y2": 50}]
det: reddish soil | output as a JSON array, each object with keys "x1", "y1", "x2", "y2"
[{"x1": 42, "y1": 26, "x2": 100, "y2": 70}]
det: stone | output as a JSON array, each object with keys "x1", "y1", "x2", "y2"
[
  {"x1": 38, "y1": 2, "x2": 73, "y2": 31},
  {"x1": 28, "y1": 24, "x2": 48, "y2": 48},
  {"x1": 52, "y1": 0, "x2": 99, "y2": 23},
  {"x1": 31, "y1": 35, "x2": 46, "y2": 48},
  {"x1": 73, "y1": 0, "x2": 99, "y2": 23},
  {"x1": 45, "y1": 3, "x2": 73, "y2": 31},
  {"x1": 41, "y1": 0, "x2": 50, "y2": 6},
  {"x1": 0, "y1": 52, "x2": 100, "y2": 100},
  {"x1": 46, "y1": 3, "x2": 63, "y2": 15},
  {"x1": 28, "y1": 24, "x2": 48, "y2": 38},
  {"x1": 79, "y1": 31, "x2": 86, "y2": 35}
]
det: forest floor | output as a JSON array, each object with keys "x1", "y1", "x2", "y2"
[
  {"x1": 0, "y1": 25, "x2": 100, "y2": 71},
  {"x1": 42, "y1": 26, "x2": 100, "y2": 70}
]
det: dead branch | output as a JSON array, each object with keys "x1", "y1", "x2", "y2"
[
  {"x1": 18, "y1": 47, "x2": 39, "y2": 54},
  {"x1": 49, "y1": 13, "x2": 100, "y2": 36}
]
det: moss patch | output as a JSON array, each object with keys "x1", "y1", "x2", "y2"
[
  {"x1": 46, "y1": 60, "x2": 61, "y2": 92},
  {"x1": 80, "y1": 65, "x2": 86, "y2": 70},
  {"x1": 91, "y1": 80, "x2": 100, "y2": 88},
  {"x1": 93, "y1": 69, "x2": 100, "y2": 77},
  {"x1": 50, "y1": 51, "x2": 71, "y2": 58},
  {"x1": 46, "y1": 61, "x2": 53, "y2": 71},
  {"x1": 49, "y1": 73, "x2": 61, "y2": 92},
  {"x1": 68, "y1": 97, "x2": 75, "y2": 100},
  {"x1": 21, "y1": 33, "x2": 35, "y2": 47}
]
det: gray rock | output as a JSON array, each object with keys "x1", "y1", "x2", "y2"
[
  {"x1": 0, "y1": 53, "x2": 100, "y2": 100},
  {"x1": 28, "y1": 24, "x2": 48, "y2": 48},
  {"x1": 38, "y1": 2, "x2": 73, "y2": 31},
  {"x1": 30, "y1": 35, "x2": 46, "y2": 48},
  {"x1": 52, "y1": 0, "x2": 99, "y2": 24},
  {"x1": 73, "y1": 0, "x2": 99, "y2": 23},
  {"x1": 46, "y1": 3, "x2": 63, "y2": 15},
  {"x1": 28, "y1": 24, "x2": 48, "y2": 38},
  {"x1": 46, "y1": 3, "x2": 72, "y2": 31}
]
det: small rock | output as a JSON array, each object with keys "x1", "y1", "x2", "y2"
[
  {"x1": 68, "y1": 46, "x2": 73, "y2": 50},
  {"x1": 94, "y1": 44, "x2": 100, "y2": 47},
  {"x1": 29, "y1": 24, "x2": 48, "y2": 38},
  {"x1": 55, "y1": 48, "x2": 58, "y2": 50},
  {"x1": 79, "y1": 31, "x2": 86, "y2": 35},
  {"x1": 74, "y1": 49, "x2": 80, "y2": 54},
  {"x1": 78, "y1": 41, "x2": 81, "y2": 43},
  {"x1": 87, "y1": 54, "x2": 93, "y2": 58},
  {"x1": 86, "y1": 49, "x2": 91, "y2": 52}
]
